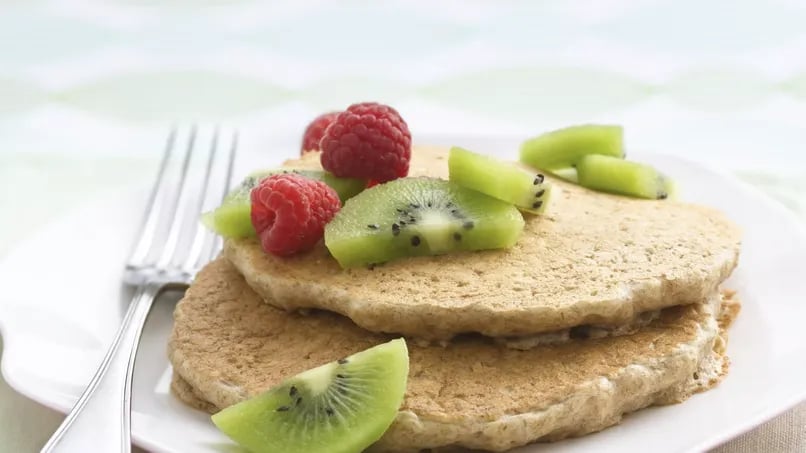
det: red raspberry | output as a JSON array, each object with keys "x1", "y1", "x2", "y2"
[
  {"x1": 250, "y1": 174, "x2": 340, "y2": 256},
  {"x1": 320, "y1": 102, "x2": 411, "y2": 183},
  {"x1": 300, "y1": 111, "x2": 339, "y2": 154}
]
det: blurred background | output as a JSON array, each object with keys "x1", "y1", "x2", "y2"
[{"x1": 1, "y1": 0, "x2": 804, "y2": 451}]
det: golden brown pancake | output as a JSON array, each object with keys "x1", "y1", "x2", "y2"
[
  {"x1": 225, "y1": 147, "x2": 741, "y2": 340},
  {"x1": 168, "y1": 259, "x2": 739, "y2": 452}
]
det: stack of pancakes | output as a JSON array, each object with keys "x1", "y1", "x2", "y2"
[{"x1": 168, "y1": 147, "x2": 742, "y2": 452}]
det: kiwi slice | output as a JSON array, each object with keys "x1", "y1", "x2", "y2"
[
  {"x1": 212, "y1": 338, "x2": 409, "y2": 453},
  {"x1": 576, "y1": 154, "x2": 671, "y2": 199},
  {"x1": 549, "y1": 167, "x2": 578, "y2": 183},
  {"x1": 520, "y1": 124, "x2": 623, "y2": 170},
  {"x1": 663, "y1": 177, "x2": 679, "y2": 200},
  {"x1": 448, "y1": 146, "x2": 551, "y2": 214},
  {"x1": 324, "y1": 177, "x2": 525, "y2": 268},
  {"x1": 201, "y1": 169, "x2": 366, "y2": 238}
]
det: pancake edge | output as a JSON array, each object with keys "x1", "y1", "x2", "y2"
[{"x1": 225, "y1": 234, "x2": 739, "y2": 341}]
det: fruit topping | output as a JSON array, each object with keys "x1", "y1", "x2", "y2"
[
  {"x1": 202, "y1": 169, "x2": 363, "y2": 238},
  {"x1": 448, "y1": 146, "x2": 552, "y2": 214},
  {"x1": 301, "y1": 111, "x2": 340, "y2": 154},
  {"x1": 324, "y1": 177, "x2": 524, "y2": 268},
  {"x1": 320, "y1": 102, "x2": 411, "y2": 183},
  {"x1": 251, "y1": 174, "x2": 340, "y2": 256},
  {"x1": 576, "y1": 154, "x2": 670, "y2": 200},
  {"x1": 212, "y1": 338, "x2": 409, "y2": 453},
  {"x1": 253, "y1": 169, "x2": 365, "y2": 204},
  {"x1": 520, "y1": 124, "x2": 623, "y2": 170},
  {"x1": 520, "y1": 124, "x2": 676, "y2": 200},
  {"x1": 546, "y1": 167, "x2": 578, "y2": 183}
]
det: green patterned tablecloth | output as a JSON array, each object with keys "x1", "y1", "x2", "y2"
[{"x1": 1, "y1": 1, "x2": 804, "y2": 452}]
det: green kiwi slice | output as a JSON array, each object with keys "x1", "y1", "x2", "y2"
[
  {"x1": 212, "y1": 338, "x2": 409, "y2": 453},
  {"x1": 324, "y1": 177, "x2": 525, "y2": 268},
  {"x1": 201, "y1": 169, "x2": 366, "y2": 238},
  {"x1": 448, "y1": 146, "x2": 552, "y2": 214},
  {"x1": 548, "y1": 167, "x2": 578, "y2": 183},
  {"x1": 520, "y1": 124, "x2": 623, "y2": 170},
  {"x1": 576, "y1": 154, "x2": 671, "y2": 199}
]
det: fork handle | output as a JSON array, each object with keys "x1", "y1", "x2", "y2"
[{"x1": 41, "y1": 281, "x2": 164, "y2": 453}]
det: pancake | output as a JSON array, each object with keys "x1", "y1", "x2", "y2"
[
  {"x1": 225, "y1": 147, "x2": 741, "y2": 340},
  {"x1": 168, "y1": 258, "x2": 739, "y2": 452}
]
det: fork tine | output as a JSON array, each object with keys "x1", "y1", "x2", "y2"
[
  {"x1": 182, "y1": 127, "x2": 220, "y2": 271},
  {"x1": 204, "y1": 131, "x2": 238, "y2": 266},
  {"x1": 222, "y1": 131, "x2": 238, "y2": 203},
  {"x1": 128, "y1": 127, "x2": 176, "y2": 266},
  {"x1": 155, "y1": 126, "x2": 197, "y2": 269}
]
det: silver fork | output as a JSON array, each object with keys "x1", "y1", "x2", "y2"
[{"x1": 41, "y1": 126, "x2": 237, "y2": 453}]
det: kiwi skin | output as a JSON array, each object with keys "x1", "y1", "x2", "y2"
[{"x1": 211, "y1": 339, "x2": 409, "y2": 453}]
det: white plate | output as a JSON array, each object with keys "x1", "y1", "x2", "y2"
[{"x1": 1, "y1": 136, "x2": 805, "y2": 453}]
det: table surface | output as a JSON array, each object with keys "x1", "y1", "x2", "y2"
[{"x1": 1, "y1": 1, "x2": 804, "y2": 451}]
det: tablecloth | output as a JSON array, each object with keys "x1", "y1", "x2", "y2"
[{"x1": 1, "y1": 1, "x2": 804, "y2": 451}]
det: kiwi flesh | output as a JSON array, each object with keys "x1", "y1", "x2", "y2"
[
  {"x1": 546, "y1": 167, "x2": 578, "y2": 183},
  {"x1": 663, "y1": 177, "x2": 679, "y2": 200},
  {"x1": 576, "y1": 154, "x2": 670, "y2": 199},
  {"x1": 324, "y1": 177, "x2": 525, "y2": 268},
  {"x1": 212, "y1": 338, "x2": 409, "y2": 453},
  {"x1": 201, "y1": 169, "x2": 366, "y2": 238},
  {"x1": 520, "y1": 124, "x2": 623, "y2": 170},
  {"x1": 448, "y1": 146, "x2": 551, "y2": 214}
]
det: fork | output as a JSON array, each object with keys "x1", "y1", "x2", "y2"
[{"x1": 41, "y1": 126, "x2": 237, "y2": 453}]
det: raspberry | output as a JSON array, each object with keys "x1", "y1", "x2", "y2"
[
  {"x1": 320, "y1": 102, "x2": 411, "y2": 183},
  {"x1": 300, "y1": 111, "x2": 339, "y2": 154},
  {"x1": 250, "y1": 174, "x2": 340, "y2": 256}
]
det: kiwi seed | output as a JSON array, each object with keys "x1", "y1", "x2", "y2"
[
  {"x1": 211, "y1": 339, "x2": 409, "y2": 453},
  {"x1": 323, "y1": 177, "x2": 526, "y2": 268}
]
